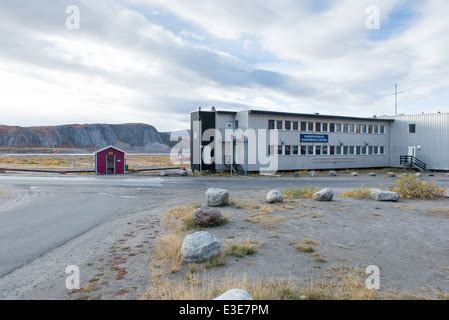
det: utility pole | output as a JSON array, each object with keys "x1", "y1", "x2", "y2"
[{"x1": 393, "y1": 83, "x2": 404, "y2": 116}]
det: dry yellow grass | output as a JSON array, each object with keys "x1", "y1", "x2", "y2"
[
  {"x1": 283, "y1": 186, "x2": 320, "y2": 199},
  {"x1": 292, "y1": 239, "x2": 319, "y2": 253},
  {"x1": 152, "y1": 234, "x2": 183, "y2": 273},
  {"x1": 142, "y1": 266, "x2": 405, "y2": 300},
  {"x1": 163, "y1": 204, "x2": 201, "y2": 233},
  {"x1": 426, "y1": 208, "x2": 449, "y2": 218},
  {"x1": 390, "y1": 174, "x2": 445, "y2": 199},
  {"x1": 0, "y1": 154, "x2": 175, "y2": 170},
  {"x1": 340, "y1": 187, "x2": 372, "y2": 199},
  {"x1": 226, "y1": 240, "x2": 260, "y2": 258},
  {"x1": 245, "y1": 212, "x2": 286, "y2": 229}
]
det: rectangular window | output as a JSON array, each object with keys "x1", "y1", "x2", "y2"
[
  {"x1": 301, "y1": 145, "x2": 307, "y2": 155},
  {"x1": 380, "y1": 146, "x2": 385, "y2": 154},
  {"x1": 277, "y1": 145, "x2": 283, "y2": 155},
  {"x1": 336, "y1": 146, "x2": 342, "y2": 155},
  {"x1": 268, "y1": 120, "x2": 275, "y2": 130},
  {"x1": 285, "y1": 121, "x2": 291, "y2": 131},
  {"x1": 356, "y1": 125, "x2": 361, "y2": 134},
  {"x1": 315, "y1": 146, "x2": 321, "y2": 155},
  {"x1": 301, "y1": 122, "x2": 307, "y2": 131},
  {"x1": 373, "y1": 146, "x2": 379, "y2": 155},
  {"x1": 307, "y1": 122, "x2": 314, "y2": 132},
  {"x1": 285, "y1": 145, "x2": 291, "y2": 155},
  {"x1": 293, "y1": 121, "x2": 299, "y2": 131},
  {"x1": 292, "y1": 145, "x2": 299, "y2": 155},
  {"x1": 361, "y1": 125, "x2": 367, "y2": 134},
  {"x1": 361, "y1": 146, "x2": 367, "y2": 155},
  {"x1": 330, "y1": 123, "x2": 336, "y2": 132},
  {"x1": 307, "y1": 145, "x2": 314, "y2": 155},
  {"x1": 349, "y1": 146, "x2": 355, "y2": 155},
  {"x1": 336, "y1": 123, "x2": 342, "y2": 132},
  {"x1": 409, "y1": 124, "x2": 416, "y2": 133},
  {"x1": 368, "y1": 146, "x2": 373, "y2": 155},
  {"x1": 322, "y1": 145, "x2": 328, "y2": 155},
  {"x1": 316, "y1": 122, "x2": 322, "y2": 132},
  {"x1": 343, "y1": 146, "x2": 349, "y2": 155},
  {"x1": 276, "y1": 121, "x2": 283, "y2": 130},
  {"x1": 348, "y1": 124, "x2": 355, "y2": 133},
  {"x1": 374, "y1": 125, "x2": 379, "y2": 134},
  {"x1": 368, "y1": 125, "x2": 373, "y2": 134},
  {"x1": 322, "y1": 123, "x2": 328, "y2": 132},
  {"x1": 380, "y1": 125, "x2": 385, "y2": 134},
  {"x1": 329, "y1": 146, "x2": 335, "y2": 155},
  {"x1": 356, "y1": 146, "x2": 361, "y2": 155},
  {"x1": 343, "y1": 124, "x2": 349, "y2": 133}
]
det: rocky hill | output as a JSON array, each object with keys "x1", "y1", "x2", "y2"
[{"x1": 0, "y1": 123, "x2": 183, "y2": 153}]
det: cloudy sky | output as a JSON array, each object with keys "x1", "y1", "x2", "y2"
[{"x1": 0, "y1": 0, "x2": 448, "y2": 131}]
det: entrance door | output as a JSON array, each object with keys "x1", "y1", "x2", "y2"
[
  {"x1": 408, "y1": 146, "x2": 417, "y2": 157},
  {"x1": 107, "y1": 155, "x2": 115, "y2": 174}
]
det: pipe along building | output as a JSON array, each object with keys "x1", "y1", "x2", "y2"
[{"x1": 191, "y1": 108, "x2": 449, "y2": 173}]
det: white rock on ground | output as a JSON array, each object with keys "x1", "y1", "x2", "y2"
[
  {"x1": 313, "y1": 188, "x2": 334, "y2": 201},
  {"x1": 445, "y1": 190, "x2": 449, "y2": 198},
  {"x1": 370, "y1": 189, "x2": 400, "y2": 202},
  {"x1": 181, "y1": 231, "x2": 221, "y2": 262},
  {"x1": 329, "y1": 170, "x2": 337, "y2": 177},
  {"x1": 214, "y1": 289, "x2": 253, "y2": 300},
  {"x1": 179, "y1": 169, "x2": 188, "y2": 176},
  {"x1": 388, "y1": 172, "x2": 397, "y2": 177},
  {"x1": 160, "y1": 171, "x2": 169, "y2": 177},
  {"x1": 415, "y1": 172, "x2": 422, "y2": 177},
  {"x1": 369, "y1": 172, "x2": 377, "y2": 177},
  {"x1": 309, "y1": 171, "x2": 317, "y2": 177},
  {"x1": 266, "y1": 190, "x2": 283, "y2": 203},
  {"x1": 206, "y1": 188, "x2": 229, "y2": 207},
  {"x1": 351, "y1": 172, "x2": 358, "y2": 177}
]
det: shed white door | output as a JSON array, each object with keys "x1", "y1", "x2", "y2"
[{"x1": 408, "y1": 146, "x2": 417, "y2": 157}]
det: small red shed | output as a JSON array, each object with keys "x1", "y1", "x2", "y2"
[{"x1": 95, "y1": 146, "x2": 126, "y2": 175}]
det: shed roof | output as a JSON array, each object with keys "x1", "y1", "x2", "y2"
[{"x1": 95, "y1": 146, "x2": 126, "y2": 154}]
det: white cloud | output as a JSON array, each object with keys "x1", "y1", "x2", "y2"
[{"x1": 0, "y1": 0, "x2": 448, "y2": 131}]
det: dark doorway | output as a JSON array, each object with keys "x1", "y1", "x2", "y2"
[{"x1": 107, "y1": 155, "x2": 115, "y2": 174}]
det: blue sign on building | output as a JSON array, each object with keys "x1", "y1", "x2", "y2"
[{"x1": 300, "y1": 134, "x2": 329, "y2": 143}]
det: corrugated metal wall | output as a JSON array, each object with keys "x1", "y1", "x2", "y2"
[{"x1": 389, "y1": 113, "x2": 449, "y2": 170}]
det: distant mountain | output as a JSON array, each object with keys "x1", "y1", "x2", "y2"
[{"x1": 0, "y1": 123, "x2": 186, "y2": 153}]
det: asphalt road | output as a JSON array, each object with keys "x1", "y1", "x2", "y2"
[{"x1": 1, "y1": 173, "x2": 448, "y2": 280}]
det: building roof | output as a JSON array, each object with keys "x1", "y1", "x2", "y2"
[
  {"x1": 247, "y1": 109, "x2": 394, "y2": 122},
  {"x1": 95, "y1": 146, "x2": 126, "y2": 154}
]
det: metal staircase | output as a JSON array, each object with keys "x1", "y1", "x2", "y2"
[{"x1": 400, "y1": 155, "x2": 427, "y2": 171}]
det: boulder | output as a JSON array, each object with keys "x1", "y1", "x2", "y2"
[
  {"x1": 351, "y1": 172, "x2": 358, "y2": 177},
  {"x1": 266, "y1": 190, "x2": 283, "y2": 203},
  {"x1": 329, "y1": 170, "x2": 337, "y2": 177},
  {"x1": 179, "y1": 169, "x2": 189, "y2": 176},
  {"x1": 309, "y1": 171, "x2": 317, "y2": 177},
  {"x1": 415, "y1": 172, "x2": 422, "y2": 177},
  {"x1": 312, "y1": 188, "x2": 334, "y2": 201},
  {"x1": 370, "y1": 189, "x2": 400, "y2": 202},
  {"x1": 387, "y1": 172, "x2": 397, "y2": 177},
  {"x1": 160, "y1": 171, "x2": 169, "y2": 177},
  {"x1": 293, "y1": 172, "x2": 300, "y2": 177},
  {"x1": 193, "y1": 207, "x2": 223, "y2": 227},
  {"x1": 428, "y1": 173, "x2": 435, "y2": 177},
  {"x1": 369, "y1": 172, "x2": 377, "y2": 177},
  {"x1": 214, "y1": 289, "x2": 253, "y2": 300},
  {"x1": 206, "y1": 188, "x2": 229, "y2": 207},
  {"x1": 445, "y1": 190, "x2": 449, "y2": 198},
  {"x1": 181, "y1": 231, "x2": 221, "y2": 262}
]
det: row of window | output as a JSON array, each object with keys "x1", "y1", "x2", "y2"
[
  {"x1": 268, "y1": 120, "x2": 386, "y2": 134},
  {"x1": 268, "y1": 145, "x2": 386, "y2": 156}
]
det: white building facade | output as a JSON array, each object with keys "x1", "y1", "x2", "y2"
[{"x1": 190, "y1": 109, "x2": 449, "y2": 173}]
